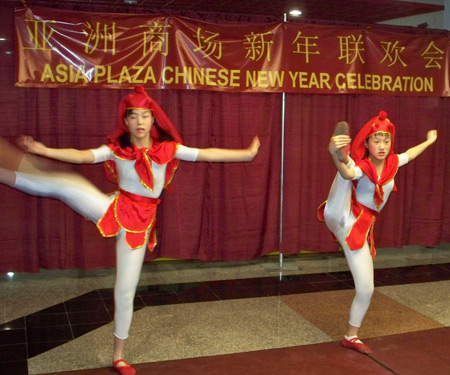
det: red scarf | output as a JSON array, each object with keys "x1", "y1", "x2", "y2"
[
  {"x1": 354, "y1": 154, "x2": 399, "y2": 211},
  {"x1": 104, "y1": 140, "x2": 179, "y2": 192}
]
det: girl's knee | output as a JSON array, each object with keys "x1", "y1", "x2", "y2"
[
  {"x1": 114, "y1": 288, "x2": 136, "y2": 308},
  {"x1": 356, "y1": 283, "x2": 374, "y2": 302}
]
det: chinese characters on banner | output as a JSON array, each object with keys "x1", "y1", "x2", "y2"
[{"x1": 14, "y1": 7, "x2": 450, "y2": 96}]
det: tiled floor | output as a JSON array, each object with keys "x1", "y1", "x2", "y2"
[
  {"x1": 1, "y1": 244, "x2": 450, "y2": 375},
  {"x1": 43, "y1": 328, "x2": 450, "y2": 375}
]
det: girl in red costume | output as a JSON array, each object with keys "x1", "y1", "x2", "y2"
[
  {"x1": 319, "y1": 111, "x2": 437, "y2": 354},
  {"x1": 0, "y1": 86, "x2": 260, "y2": 375}
]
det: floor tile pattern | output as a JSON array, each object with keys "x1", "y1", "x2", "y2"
[
  {"x1": 40, "y1": 328, "x2": 450, "y2": 375},
  {"x1": 1, "y1": 247, "x2": 450, "y2": 375}
]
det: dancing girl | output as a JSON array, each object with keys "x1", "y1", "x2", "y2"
[
  {"x1": 318, "y1": 111, "x2": 437, "y2": 354},
  {"x1": 0, "y1": 85, "x2": 260, "y2": 375}
]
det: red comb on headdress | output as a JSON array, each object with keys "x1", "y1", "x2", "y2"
[
  {"x1": 351, "y1": 111, "x2": 395, "y2": 163},
  {"x1": 107, "y1": 85, "x2": 183, "y2": 144}
]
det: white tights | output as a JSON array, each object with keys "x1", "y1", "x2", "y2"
[
  {"x1": 114, "y1": 231, "x2": 147, "y2": 339},
  {"x1": 12, "y1": 168, "x2": 146, "y2": 339},
  {"x1": 323, "y1": 161, "x2": 374, "y2": 328}
]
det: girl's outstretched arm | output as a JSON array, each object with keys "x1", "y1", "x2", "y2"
[
  {"x1": 405, "y1": 130, "x2": 438, "y2": 162},
  {"x1": 196, "y1": 136, "x2": 260, "y2": 162},
  {"x1": 17, "y1": 136, "x2": 95, "y2": 164},
  {"x1": 328, "y1": 134, "x2": 355, "y2": 180}
]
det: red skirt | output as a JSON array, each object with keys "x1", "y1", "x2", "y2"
[{"x1": 97, "y1": 189, "x2": 160, "y2": 251}]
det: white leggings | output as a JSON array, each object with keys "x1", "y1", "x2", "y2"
[
  {"x1": 323, "y1": 161, "x2": 374, "y2": 328},
  {"x1": 14, "y1": 169, "x2": 147, "y2": 339}
]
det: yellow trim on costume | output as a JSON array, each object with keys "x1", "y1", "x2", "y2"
[
  {"x1": 149, "y1": 227, "x2": 158, "y2": 252},
  {"x1": 164, "y1": 143, "x2": 181, "y2": 188},
  {"x1": 369, "y1": 130, "x2": 391, "y2": 134},
  {"x1": 106, "y1": 144, "x2": 132, "y2": 162},
  {"x1": 96, "y1": 224, "x2": 120, "y2": 238},
  {"x1": 104, "y1": 160, "x2": 116, "y2": 177},
  {"x1": 367, "y1": 216, "x2": 375, "y2": 241},
  {"x1": 113, "y1": 154, "x2": 133, "y2": 162},
  {"x1": 165, "y1": 159, "x2": 179, "y2": 188},
  {"x1": 125, "y1": 229, "x2": 149, "y2": 250},
  {"x1": 374, "y1": 184, "x2": 384, "y2": 212},
  {"x1": 96, "y1": 196, "x2": 121, "y2": 238},
  {"x1": 317, "y1": 200, "x2": 327, "y2": 222},
  {"x1": 127, "y1": 107, "x2": 152, "y2": 111},
  {"x1": 137, "y1": 149, "x2": 154, "y2": 192}
]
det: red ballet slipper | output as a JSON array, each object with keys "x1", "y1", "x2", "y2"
[
  {"x1": 342, "y1": 336, "x2": 372, "y2": 354},
  {"x1": 334, "y1": 121, "x2": 350, "y2": 163},
  {"x1": 113, "y1": 359, "x2": 136, "y2": 375}
]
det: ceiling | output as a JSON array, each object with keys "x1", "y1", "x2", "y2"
[{"x1": 3, "y1": 0, "x2": 445, "y2": 24}]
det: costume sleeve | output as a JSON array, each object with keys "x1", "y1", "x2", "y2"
[
  {"x1": 91, "y1": 145, "x2": 114, "y2": 163},
  {"x1": 351, "y1": 166, "x2": 363, "y2": 180},
  {"x1": 398, "y1": 153, "x2": 409, "y2": 167},
  {"x1": 175, "y1": 145, "x2": 199, "y2": 162}
]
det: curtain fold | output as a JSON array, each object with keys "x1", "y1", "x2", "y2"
[{"x1": 149, "y1": 91, "x2": 281, "y2": 262}]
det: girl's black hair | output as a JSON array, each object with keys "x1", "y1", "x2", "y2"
[
  {"x1": 118, "y1": 132, "x2": 133, "y2": 149},
  {"x1": 155, "y1": 122, "x2": 174, "y2": 142},
  {"x1": 119, "y1": 109, "x2": 174, "y2": 149}
]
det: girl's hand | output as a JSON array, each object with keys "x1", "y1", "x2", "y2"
[
  {"x1": 426, "y1": 130, "x2": 438, "y2": 145},
  {"x1": 328, "y1": 135, "x2": 351, "y2": 155},
  {"x1": 16, "y1": 136, "x2": 47, "y2": 155},
  {"x1": 248, "y1": 136, "x2": 260, "y2": 159}
]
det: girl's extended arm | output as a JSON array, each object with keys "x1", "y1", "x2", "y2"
[
  {"x1": 17, "y1": 136, "x2": 95, "y2": 164},
  {"x1": 328, "y1": 134, "x2": 355, "y2": 180},
  {"x1": 196, "y1": 136, "x2": 260, "y2": 162},
  {"x1": 405, "y1": 130, "x2": 438, "y2": 162}
]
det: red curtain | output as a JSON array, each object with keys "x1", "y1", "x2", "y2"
[
  {"x1": 0, "y1": 3, "x2": 449, "y2": 272},
  {"x1": 151, "y1": 90, "x2": 282, "y2": 262}
]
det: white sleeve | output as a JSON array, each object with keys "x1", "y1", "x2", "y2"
[
  {"x1": 90, "y1": 145, "x2": 113, "y2": 163},
  {"x1": 398, "y1": 153, "x2": 409, "y2": 167},
  {"x1": 175, "y1": 145, "x2": 199, "y2": 162},
  {"x1": 351, "y1": 166, "x2": 363, "y2": 180}
]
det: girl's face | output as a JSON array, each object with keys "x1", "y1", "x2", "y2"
[
  {"x1": 124, "y1": 109, "x2": 154, "y2": 145},
  {"x1": 365, "y1": 132, "x2": 391, "y2": 162}
]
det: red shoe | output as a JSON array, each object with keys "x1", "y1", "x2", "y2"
[
  {"x1": 333, "y1": 121, "x2": 350, "y2": 162},
  {"x1": 113, "y1": 359, "x2": 136, "y2": 375},
  {"x1": 342, "y1": 336, "x2": 372, "y2": 354}
]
